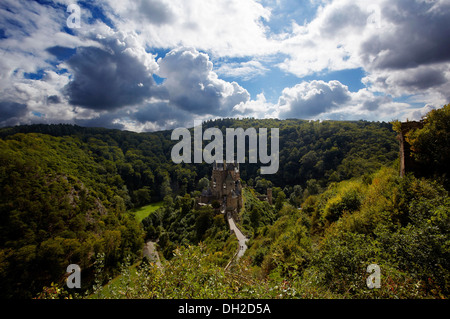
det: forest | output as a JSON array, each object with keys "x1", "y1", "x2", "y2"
[{"x1": 0, "y1": 105, "x2": 448, "y2": 298}]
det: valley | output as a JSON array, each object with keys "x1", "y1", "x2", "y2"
[{"x1": 0, "y1": 109, "x2": 449, "y2": 299}]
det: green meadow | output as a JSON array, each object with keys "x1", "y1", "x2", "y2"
[{"x1": 132, "y1": 202, "x2": 164, "y2": 223}]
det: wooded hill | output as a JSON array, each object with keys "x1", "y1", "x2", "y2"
[{"x1": 1, "y1": 112, "x2": 448, "y2": 298}]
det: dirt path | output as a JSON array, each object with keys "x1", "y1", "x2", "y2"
[{"x1": 142, "y1": 241, "x2": 161, "y2": 267}]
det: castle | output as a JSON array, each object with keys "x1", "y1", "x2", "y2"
[{"x1": 199, "y1": 160, "x2": 243, "y2": 214}]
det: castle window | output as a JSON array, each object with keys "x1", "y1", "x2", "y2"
[{"x1": 223, "y1": 183, "x2": 226, "y2": 189}]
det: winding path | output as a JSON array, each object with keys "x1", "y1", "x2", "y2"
[
  {"x1": 142, "y1": 240, "x2": 161, "y2": 268},
  {"x1": 142, "y1": 204, "x2": 247, "y2": 271},
  {"x1": 227, "y1": 214, "x2": 248, "y2": 259}
]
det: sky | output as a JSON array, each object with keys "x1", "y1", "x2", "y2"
[{"x1": 1, "y1": 0, "x2": 449, "y2": 132}]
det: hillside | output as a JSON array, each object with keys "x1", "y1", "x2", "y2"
[{"x1": 1, "y1": 113, "x2": 448, "y2": 298}]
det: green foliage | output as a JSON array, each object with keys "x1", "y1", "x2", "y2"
[
  {"x1": 274, "y1": 191, "x2": 286, "y2": 211},
  {"x1": 405, "y1": 104, "x2": 450, "y2": 188},
  {"x1": 132, "y1": 201, "x2": 163, "y2": 223},
  {"x1": 246, "y1": 204, "x2": 312, "y2": 277},
  {"x1": 88, "y1": 244, "x2": 324, "y2": 299},
  {"x1": 1, "y1": 117, "x2": 447, "y2": 299},
  {"x1": 0, "y1": 133, "x2": 145, "y2": 298},
  {"x1": 200, "y1": 118, "x2": 397, "y2": 188},
  {"x1": 254, "y1": 177, "x2": 272, "y2": 194},
  {"x1": 197, "y1": 176, "x2": 210, "y2": 191},
  {"x1": 321, "y1": 181, "x2": 363, "y2": 225},
  {"x1": 241, "y1": 166, "x2": 449, "y2": 298},
  {"x1": 240, "y1": 188, "x2": 276, "y2": 237},
  {"x1": 0, "y1": 120, "x2": 398, "y2": 208},
  {"x1": 141, "y1": 194, "x2": 234, "y2": 264},
  {"x1": 309, "y1": 168, "x2": 449, "y2": 298}
]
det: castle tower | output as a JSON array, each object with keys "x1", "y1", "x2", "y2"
[{"x1": 210, "y1": 160, "x2": 242, "y2": 212}]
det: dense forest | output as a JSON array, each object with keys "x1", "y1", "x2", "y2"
[{"x1": 1, "y1": 106, "x2": 449, "y2": 298}]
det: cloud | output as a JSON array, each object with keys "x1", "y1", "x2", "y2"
[
  {"x1": 275, "y1": 0, "x2": 450, "y2": 117},
  {"x1": 73, "y1": 111, "x2": 126, "y2": 130},
  {"x1": 363, "y1": 65, "x2": 449, "y2": 95},
  {"x1": 0, "y1": 101, "x2": 27, "y2": 124},
  {"x1": 63, "y1": 33, "x2": 158, "y2": 110},
  {"x1": 105, "y1": 0, "x2": 175, "y2": 26},
  {"x1": 1, "y1": 0, "x2": 449, "y2": 131},
  {"x1": 102, "y1": 0, "x2": 275, "y2": 57},
  {"x1": 275, "y1": 79, "x2": 413, "y2": 121},
  {"x1": 278, "y1": 80, "x2": 352, "y2": 118},
  {"x1": 215, "y1": 60, "x2": 269, "y2": 81},
  {"x1": 393, "y1": 67, "x2": 448, "y2": 91},
  {"x1": 47, "y1": 95, "x2": 62, "y2": 104},
  {"x1": 277, "y1": 0, "x2": 450, "y2": 77},
  {"x1": 276, "y1": 0, "x2": 376, "y2": 77},
  {"x1": 0, "y1": 0, "x2": 97, "y2": 77},
  {"x1": 356, "y1": 0, "x2": 450, "y2": 108},
  {"x1": 157, "y1": 47, "x2": 250, "y2": 116},
  {"x1": 233, "y1": 92, "x2": 278, "y2": 118},
  {"x1": 132, "y1": 101, "x2": 193, "y2": 127},
  {"x1": 360, "y1": 0, "x2": 450, "y2": 70},
  {"x1": 0, "y1": 0, "x2": 105, "y2": 126},
  {"x1": 72, "y1": 47, "x2": 255, "y2": 130},
  {"x1": 318, "y1": 2, "x2": 369, "y2": 38}
]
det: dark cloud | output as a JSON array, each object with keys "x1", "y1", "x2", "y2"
[
  {"x1": 395, "y1": 67, "x2": 447, "y2": 90},
  {"x1": 363, "y1": 64, "x2": 449, "y2": 99},
  {"x1": 46, "y1": 95, "x2": 61, "y2": 104},
  {"x1": 63, "y1": 39, "x2": 156, "y2": 111},
  {"x1": 137, "y1": 0, "x2": 174, "y2": 25},
  {"x1": 58, "y1": 45, "x2": 250, "y2": 129},
  {"x1": 320, "y1": 3, "x2": 368, "y2": 37},
  {"x1": 362, "y1": 95, "x2": 390, "y2": 112},
  {"x1": 0, "y1": 101, "x2": 27, "y2": 123},
  {"x1": 73, "y1": 112, "x2": 125, "y2": 130},
  {"x1": 131, "y1": 100, "x2": 194, "y2": 129},
  {"x1": 361, "y1": 0, "x2": 450, "y2": 70},
  {"x1": 133, "y1": 101, "x2": 178, "y2": 123}
]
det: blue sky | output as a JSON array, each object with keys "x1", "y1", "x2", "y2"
[{"x1": 1, "y1": 0, "x2": 449, "y2": 131}]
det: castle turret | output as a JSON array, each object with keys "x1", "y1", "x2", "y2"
[{"x1": 208, "y1": 160, "x2": 242, "y2": 212}]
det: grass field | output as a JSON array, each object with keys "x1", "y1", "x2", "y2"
[{"x1": 131, "y1": 202, "x2": 163, "y2": 223}]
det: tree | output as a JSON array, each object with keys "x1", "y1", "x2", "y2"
[
  {"x1": 197, "y1": 176, "x2": 210, "y2": 191},
  {"x1": 249, "y1": 207, "x2": 261, "y2": 229},
  {"x1": 134, "y1": 187, "x2": 152, "y2": 206},
  {"x1": 211, "y1": 200, "x2": 221, "y2": 209},
  {"x1": 275, "y1": 191, "x2": 286, "y2": 211},
  {"x1": 160, "y1": 177, "x2": 172, "y2": 199},
  {"x1": 306, "y1": 179, "x2": 320, "y2": 196},
  {"x1": 289, "y1": 185, "x2": 303, "y2": 207},
  {"x1": 406, "y1": 104, "x2": 450, "y2": 188},
  {"x1": 195, "y1": 207, "x2": 214, "y2": 241}
]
